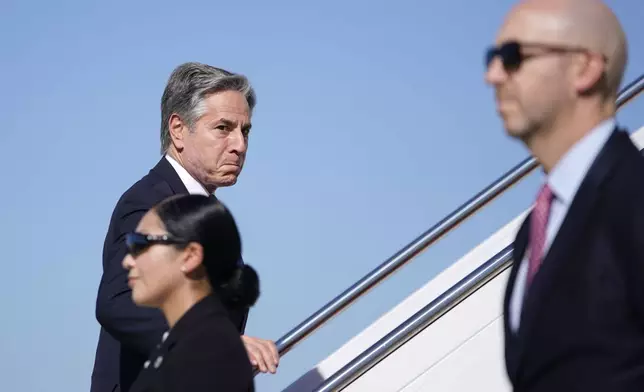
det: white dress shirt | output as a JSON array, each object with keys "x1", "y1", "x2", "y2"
[
  {"x1": 165, "y1": 154, "x2": 211, "y2": 196},
  {"x1": 509, "y1": 118, "x2": 617, "y2": 331}
]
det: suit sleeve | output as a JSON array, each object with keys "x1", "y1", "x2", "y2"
[{"x1": 95, "y1": 196, "x2": 168, "y2": 355}]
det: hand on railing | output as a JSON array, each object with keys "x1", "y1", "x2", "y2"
[{"x1": 242, "y1": 335, "x2": 280, "y2": 374}]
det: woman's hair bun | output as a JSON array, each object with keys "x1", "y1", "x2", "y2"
[{"x1": 217, "y1": 264, "x2": 260, "y2": 309}]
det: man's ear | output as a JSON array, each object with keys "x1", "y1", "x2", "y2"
[
  {"x1": 573, "y1": 52, "x2": 607, "y2": 96},
  {"x1": 179, "y1": 242, "x2": 206, "y2": 279},
  {"x1": 168, "y1": 114, "x2": 187, "y2": 151}
]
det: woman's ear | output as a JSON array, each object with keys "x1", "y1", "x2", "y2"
[{"x1": 179, "y1": 242, "x2": 206, "y2": 278}]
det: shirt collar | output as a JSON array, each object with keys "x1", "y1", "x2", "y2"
[
  {"x1": 165, "y1": 154, "x2": 211, "y2": 196},
  {"x1": 547, "y1": 118, "x2": 616, "y2": 205}
]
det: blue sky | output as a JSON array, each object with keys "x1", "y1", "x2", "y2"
[{"x1": 1, "y1": 1, "x2": 643, "y2": 391}]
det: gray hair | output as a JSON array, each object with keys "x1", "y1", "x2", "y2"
[{"x1": 160, "y1": 62, "x2": 256, "y2": 154}]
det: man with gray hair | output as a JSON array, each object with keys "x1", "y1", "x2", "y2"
[{"x1": 91, "y1": 62, "x2": 279, "y2": 392}]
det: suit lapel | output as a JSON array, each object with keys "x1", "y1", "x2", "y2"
[
  {"x1": 515, "y1": 128, "x2": 627, "y2": 363},
  {"x1": 504, "y1": 214, "x2": 531, "y2": 381},
  {"x1": 150, "y1": 157, "x2": 189, "y2": 196},
  {"x1": 505, "y1": 214, "x2": 531, "y2": 332}
]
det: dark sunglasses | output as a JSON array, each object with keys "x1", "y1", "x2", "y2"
[
  {"x1": 485, "y1": 41, "x2": 591, "y2": 73},
  {"x1": 125, "y1": 232, "x2": 187, "y2": 257}
]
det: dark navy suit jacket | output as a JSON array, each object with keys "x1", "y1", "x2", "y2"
[
  {"x1": 91, "y1": 157, "x2": 248, "y2": 392},
  {"x1": 129, "y1": 295, "x2": 254, "y2": 392},
  {"x1": 503, "y1": 128, "x2": 644, "y2": 391}
]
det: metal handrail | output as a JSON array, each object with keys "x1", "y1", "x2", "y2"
[
  {"x1": 314, "y1": 245, "x2": 514, "y2": 392},
  {"x1": 312, "y1": 73, "x2": 644, "y2": 391},
  {"x1": 273, "y1": 73, "x2": 644, "y2": 359}
]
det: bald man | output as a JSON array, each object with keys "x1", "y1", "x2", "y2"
[{"x1": 485, "y1": 0, "x2": 644, "y2": 391}]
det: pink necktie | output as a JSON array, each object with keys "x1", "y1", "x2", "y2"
[{"x1": 527, "y1": 183, "x2": 554, "y2": 287}]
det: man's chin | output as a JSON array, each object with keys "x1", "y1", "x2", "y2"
[
  {"x1": 505, "y1": 127, "x2": 523, "y2": 139},
  {"x1": 502, "y1": 119, "x2": 528, "y2": 139},
  {"x1": 214, "y1": 175, "x2": 239, "y2": 188}
]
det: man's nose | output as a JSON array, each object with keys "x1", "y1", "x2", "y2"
[
  {"x1": 229, "y1": 129, "x2": 248, "y2": 154},
  {"x1": 485, "y1": 57, "x2": 508, "y2": 86}
]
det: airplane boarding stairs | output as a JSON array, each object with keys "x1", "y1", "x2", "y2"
[
  {"x1": 273, "y1": 74, "x2": 644, "y2": 392},
  {"x1": 283, "y1": 124, "x2": 644, "y2": 392}
]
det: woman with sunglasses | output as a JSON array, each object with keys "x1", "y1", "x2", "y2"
[{"x1": 123, "y1": 194, "x2": 259, "y2": 392}]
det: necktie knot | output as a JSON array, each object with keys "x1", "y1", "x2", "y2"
[{"x1": 536, "y1": 183, "x2": 554, "y2": 206}]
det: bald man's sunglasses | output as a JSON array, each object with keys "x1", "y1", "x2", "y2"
[
  {"x1": 485, "y1": 41, "x2": 593, "y2": 72},
  {"x1": 125, "y1": 232, "x2": 187, "y2": 257}
]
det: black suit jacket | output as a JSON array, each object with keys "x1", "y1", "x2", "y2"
[
  {"x1": 91, "y1": 157, "x2": 249, "y2": 392},
  {"x1": 503, "y1": 128, "x2": 644, "y2": 391},
  {"x1": 128, "y1": 294, "x2": 254, "y2": 392}
]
